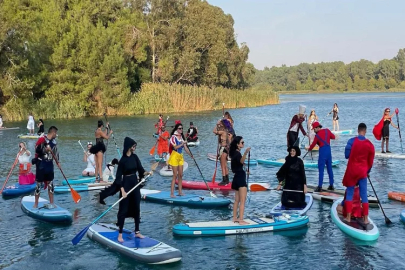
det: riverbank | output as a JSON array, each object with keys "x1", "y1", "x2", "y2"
[
  {"x1": 0, "y1": 83, "x2": 279, "y2": 121},
  {"x1": 279, "y1": 88, "x2": 405, "y2": 95}
]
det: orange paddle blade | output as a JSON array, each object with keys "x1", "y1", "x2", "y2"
[
  {"x1": 250, "y1": 184, "x2": 269, "y2": 192},
  {"x1": 149, "y1": 145, "x2": 156, "y2": 156},
  {"x1": 71, "y1": 189, "x2": 81, "y2": 203},
  {"x1": 151, "y1": 161, "x2": 160, "y2": 171}
]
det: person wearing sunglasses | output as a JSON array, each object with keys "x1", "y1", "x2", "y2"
[
  {"x1": 82, "y1": 142, "x2": 96, "y2": 176},
  {"x1": 381, "y1": 108, "x2": 398, "y2": 153},
  {"x1": 168, "y1": 123, "x2": 193, "y2": 197}
]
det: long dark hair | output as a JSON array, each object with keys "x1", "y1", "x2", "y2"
[
  {"x1": 229, "y1": 136, "x2": 243, "y2": 159},
  {"x1": 171, "y1": 123, "x2": 185, "y2": 140},
  {"x1": 97, "y1": 120, "x2": 104, "y2": 128}
]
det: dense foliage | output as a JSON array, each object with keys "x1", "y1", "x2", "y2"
[
  {"x1": 254, "y1": 49, "x2": 405, "y2": 92},
  {"x1": 0, "y1": 0, "x2": 259, "y2": 119}
]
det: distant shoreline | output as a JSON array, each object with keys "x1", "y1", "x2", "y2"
[{"x1": 279, "y1": 88, "x2": 405, "y2": 95}]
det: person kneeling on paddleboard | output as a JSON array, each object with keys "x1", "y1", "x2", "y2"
[
  {"x1": 18, "y1": 142, "x2": 35, "y2": 185},
  {"x1": 342, "y1": 123, "x2": 375, "y2": 224},
  {"x1": 309, "y1": 121, "x2": 336, "y2": 192},
  {"x1": 116, "y1": 137, "x2": 152, "y2": 242},
  {"x1": 276, "y1": 145, "x2": 307, "y2": 208},
  {"x1": 229, "y1": 136, "x2": 250, "y2": 225},
  {"x1": 186, "y1": 122, "x2": 199, "y2": 142}
]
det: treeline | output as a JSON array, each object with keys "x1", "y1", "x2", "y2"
[
  {"x1": 254, "y1": 49, "x2": 405, "y2": 92},
  {"x1": 0, "y1": 0, "x2": 261, "y2": 119}
]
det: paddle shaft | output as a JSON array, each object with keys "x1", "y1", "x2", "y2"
[
  {"x1": 103, "y1": 113, "x2": 121, "y2": 157},
  {"x1": 395, "y1": 111, "x2": 403, "y2": 152},
  {"x1": 78, "y1": 140, "x2": 95, "y2": 168},
  {"x1": 0, "y1": 152, "x2": 20, "y2": 194},
  {"x1": 367, "y1": 176, "x2": 391, "y2": 224},
  {"x1": 188, "y1": 147, "x2": 216, "y2": 196}
]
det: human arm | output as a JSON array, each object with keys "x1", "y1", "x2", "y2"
[
  {"x1": 99, "y1": 127, "x2": 113, "y2": 139},
  {"x1": 329, "y1": 129, "x2": 336, "y2": 140},
  {"x1": 390, "y1": 120, "x2": 398, "y2": 129},
  {"x1": 134, "y1": 154, "x2": 147, "y2": 178},
  {"x1": 344, "y1": 137, "x2": 355, "y2": 159},
  {"x1": 297, "y1": 116, "x2": 307, "y2": 136},
  {"x1": 184, "y1": 144, "x2": 193, "y2": 158},
  {"x1": 276, "y1": 161, "x2": 287, "y2": 190},
  {"x1": 83, "y1": 152, "x2": 88, "y2": 162},
  {"x1": 239, "y1": 147, "x2": 250, "y2": 165},
  {"x1": 308, "y1": 135, "x2": 319, "y2": 151}
]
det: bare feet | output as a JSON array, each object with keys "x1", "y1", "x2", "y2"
[
  {"x1": 232, "y1": 218, "x2": 238, "y2": 222},
  {"x1": 170, "y1": 194, "x2": 176, "y2": 198},
  {"x1": 238, "y1": 220, "x2": 249, "y2": 225},
  {"x1": 32, "y1": 204, "x2": 38, "y2": 209},
  {"x1": 178, "y1": 193, "x2": 185, "y2": 196},
  {"x1": 343, "y1": 217, "x2": 351, "y2": 223},
  {"x1": 118, "y1": 234, "x2": 124, "y2": 243},
  {"x1": 135, "y1": 232, "x2": 145, "y2": 239},
  {"x1": 363, "y1": 217, "x2": 370, "y2": 224}
]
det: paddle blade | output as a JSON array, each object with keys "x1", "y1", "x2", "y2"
[
  {"x1": 395, "y1": 108, "x2": 399, "y2": 114},
  {"x1": 211, "y1": 169, "x2": 217, "y2": 183},
  {"x1": 71, "y1": 188, "x2": 81, "y2": 204},
  {"x1": 150, "y1": 161, "x2": 160, "y2": 171},
  {"x1": 72, "y1": 224, "x2": 91, "y2": 245},
  {"x1": 385, "y1": 217, "x2": 392, "y2": 225},
  {"x1": 149, "y1": 145, "x2": 156, "y2": 156},
  {"x1": 250, "y1": 184, "x2": 268, "y2": 192}
]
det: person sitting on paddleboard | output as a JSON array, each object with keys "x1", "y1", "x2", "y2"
[
  {"x1": 157, "y1": 124, "x2": 170, "y2": 159},
  {"x1": 276, "y1": 145, "x2": 307, "y2": 208},
  {"x1": 115, "y1": 137, "x2": 152, "y2": 242},
  {"x1": 102, "y1": 158, "x2": 119, "y2": 182},
  {"x1": 82, "y1": 142, "x2": 96, "y2": 177},
  {"x1": 18, "y1": 142, "x2": 35, "y2": 185},
  {"x1": 308, "y1": 109, "x2": 318, "y2": 145},
  {"x1": 380, "y1": 108, "x2": 398, "y2": 153},
  {"x1": 168, "y1": 123, "x2": 193, "y2": 198},
  {"x1": 33, "y1": 126, "x2": 58, "y2": 208},
  {"x1": 287, "y1": 105, "x2": 308, "y2": 149},
  {"x1": 213, "y1": 119, "x2": 233, "y2": 186},
  {"x1": 229, "y1": 136, "x2": 250, "y2": 225},
  {"x1": 342, "y1": 123, "x2": 374, "y2": 224},
  {"x1": 309, "y1": 121, "x2": 336, "y2": 192},
  {"x1": 186, "y1": 122, "x2": 199, "y2": 142},
  {"x1": 37, "y1": 119, "x2": 44, "y2": 135}
]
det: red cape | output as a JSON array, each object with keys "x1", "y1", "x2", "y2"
[{"x1": 372, "y1": 116, "x2": 385, "y2": 141}]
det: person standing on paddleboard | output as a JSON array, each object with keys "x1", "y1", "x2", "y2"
[
  {"x1": 89, "y1": 120, "x2": 113, "y2": 183},
  {"x1": 342, "y1": 123, "x2": 375, "y2": 224},
  {"x1": 27, "y1": 112, "x2": 35, "y2": 135},
  {"x1": 168, "y1": 123, "x2": 193, "y2": 197},
  {"x1": 287, "y1": 105, "x2": 308, "y2": 149},
  {"x1": 82, "y1": 142, "x2": 95, "y2": 177},
  {"x1": 154, "y1": 114, "x2": 164, "y2": 136},
  {"x1": 157, "y1": 124, "x2": 170, "y2": 159},
  {"x1": 380, "y1": 108, "x2": 398, "y2": 153},
  {"x1": 186, "y1": 122, "x2": 199, "y2": 143},
  {"x1": 309, "y1": 121, "x2": 336, "y2": 192},
  {"x1": 229, "y1": 136, "x2": 250, "y2": 225},
  {"x1": 308, "y1": 110, "x2": 318, "y2": 145},
  {"x1": 327, "y1": 103, "x2": 339, "y2": 132},
  {"x1": 276, "y1": 145, "x2": 308, "y2": 208},
  {"x1": 224, "y1": 112, "x2": 235, "y2": 135},
  {"x1": 33, "y1": 126, "x2": 58, "y2": 208},
  {"x1": 116, "y1": 137, "x2": 152, "y2": 243},
  {"x1": 213, "y1": 119, "x2": 233, "y2": 186}
]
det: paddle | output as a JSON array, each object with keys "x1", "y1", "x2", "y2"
[
  {"x1": 49, "y1": 150, "x2": 81, "y2": 204},
  {"x1": 367, "y1": 176, "x2": 392, "y2": 224},
  {"x1": 150, "y1": 153, "x2": 167, "y2": 172},
  {"x1": 103, "y1": 113, "x2": 121, "y2": 157},
  {"x1": 72, "y1": 175, "x2": 150, "y2": 245},
  {"x1": 188, "y1": 146, "x2": 217, "y2": 198},
  {"x1": 249, "y1": 184, "x2": 269, "y2": 192},
  {"x1": 78, "y1": 140, "x2": 95, "y2": 168},
  {"x1": 246, "y1": 151, "x2": 251, "y2": 204},
  {"x1": 212, "y1": 104, "x2": 225, "y2": 183},
  {"x1": 149, "y1": 116, "x2": 169, "y2": 156},
  {"x1": 0, "y1": 152, "x2": 20, "y2": 194},
  {"x1": 395, "y1": 108, "x2": 403, "y2": 153}
]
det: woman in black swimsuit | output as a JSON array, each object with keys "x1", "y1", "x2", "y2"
[
  {"x1": 90, "y1": 120, "x2": 113, "y2": 182},
  {"x1": 381, "y1": 108, "x2": 398, "y2": 153},
  {"x1": 330, "y1": 103, "x2": 339, "y2": 131}
]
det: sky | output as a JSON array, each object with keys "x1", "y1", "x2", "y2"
[{"x1": 207, "y1": 0, "x2": 405, "y2": 70}]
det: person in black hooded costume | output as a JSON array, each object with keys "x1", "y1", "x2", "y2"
[{"x1": 276, "y1": 145, "x2": 308, "y2": 208}]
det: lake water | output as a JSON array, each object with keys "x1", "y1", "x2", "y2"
[{"x1": 1, "y1": 92, "x2": 405, "y2": 269}]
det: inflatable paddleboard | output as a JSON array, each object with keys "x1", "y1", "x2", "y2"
[
  {"x1": 159, "y1": 162, "x2": 188, "y2": 177},
  {"x1": 187, "y1": 141, "x2": 200, "y2": 146},
  {"x1": 207, "y1": 153, "x2": 258, "y2": 165},
  {"x1": 62, "y1": 176, "x2": 96, "y2": 185},
  {"x1": 270, "y1": 194, "x2": 313, "y2": 216},
  {"x1": 17, "y1": 134, "x2": 40, "y2": 139},
  {"x1": 331, "y1": 198, "x2": 379, "y2": 241},
  {"x1": 55, "y1": 182, "x2": 112, "y2": 193},
  {"x1": 87, "y1": 223, "x2": 182, "y2": 264},
  {"x1": 374, "y1": 151, "x2": 405, "y2": 159},
  {"x1": 332, "y1": 129, "x2": 355, "y2": 135},
  {"x1": 0, "y1": 127, "x2": 19, "y2": 130},
  {"x1": 2, "y1": 183, "x2": 36, "y2": 197},
  {"x1": 401, "y1": 210, "x2": 405, "y2": 223},
  {"x1": 21, "y1": 196, "x2": 72, "y2": 223},
  {"x1": 173, "y1": 214, "x2": 309, "y2": 236},
  {"x1": 257, "y1": 158, "x2": 340, "y2": 168},
  {"x1": 154, "y1": 154, "x2": 168, "y2": 162},
  {"x1": 140, "y1": 189, "x2": 231, "y2": 208},
  {"x1": 176, "y1": 180, "x2": 270, "y2": 191},
  {"x1": 388, "y1": 191, "x2": 405, "y2": 202},
  {"x1": 152, "y1": 133, "x2": 159, "y2": 138},
  {"x1": 304, "y1": 145, "x2": 319, "y2": 151}
]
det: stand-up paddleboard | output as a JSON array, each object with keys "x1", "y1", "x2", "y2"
[
  {"x1": 140, "y1": 189, "x2": 231, "y2": 208},
  {"x1": 400, "y1": 210, "x2": 405, "y2": 223},
  {"x1": 207, "y1": 153, "x2": 258, "y2": 165},
  {"x1": 332, "y1": 129, "x2": 355, "y2": 135},
  {"x1": 55, "y1": 182, "x2": 112, "y2": 193},
  {"x1": 176, "y1": 180, "x2": 270, "y2": 192},
  {"x1": 187, "y1": 140, "x2": 200, "y2": 146},
  {"x1": 270, "y1": 194, "x2": 313, "y2": 216},
  {"x1": 257, "y1": 158, "x2": 339, "y2": 168},
  {"x1": 62, "y1": 176, "x2": 96, "y2": 185},
  {"x1": 173, "y1": 214, "x2": 309, "y2": 236},
  {"x1": 154, "y1": 154, "x2": 168, "y2": 162},
  {"x1": 374, "y1": 151, "x2": 405, "y2": 159},
  {"x1": 0, "y1": 127, "x2": 20, "y2": 130},
  {"x1": 21, "y1": 196, "x2": 72, "y2": 223},
  {"x1": 87, "y1": 223, "x2": 182, "y2": 264},
  {"x1": 388, "y1": 191, "x2": 405, "y2": 202},
  {"x1": 17, "y1": 134, "x2": 41, "y2": 139},
  {"x1": 304, "y1": 145, "x2": 319, "y2": 151},
  {"x1": 307, "y1": 185, "x2": 379, "y2": 207},
  {"x1": 2, "y1": 183, "x2": 36, "y2": 197},
  {"x1": 331, "y1": 198, "x2": 379, "y2": 241},
  {"x1": 159, "y1": 162, "x2": 188, "y2": 177}
]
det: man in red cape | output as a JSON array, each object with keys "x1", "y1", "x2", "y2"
[{"x1": 342, "y1": 123, "x2": 375, "y2": 224}]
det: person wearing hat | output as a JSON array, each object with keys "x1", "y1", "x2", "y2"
[
  {"x1": 308, "y1": 121, "x2": 336, "y2": 191},
  {"x1": 37, "y1": 119, "x2": 45, "y2": 135},
  {"x1": 186, "y1": 122, "x2": 199, "y2": 142},
  {"x1": 276, "y1": 145, "x2": 307, "y2": 208},
  {"x1": 287, "y1": 105, "x2": 308, "y2": 148}
]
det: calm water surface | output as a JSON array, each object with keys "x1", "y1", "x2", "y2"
[{"x1": 1, "y1": 93, "x2": 405, "y2": 269}]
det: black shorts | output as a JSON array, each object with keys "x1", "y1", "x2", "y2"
[
  {"x1": 36, "y1": 169, "x2": 54, "y2": 182},
  {"x1": 231, "y1": 171, "x2": 247, "y2": 191}
]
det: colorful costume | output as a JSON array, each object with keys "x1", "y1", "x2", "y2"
[
  {"x1": 157, "y1": 130, "x2": 170, "y2": 156},
  {"x1": 342, "y1": 135, "x2": 375, "y2": 217},
  {"x1": 168, "y1": 134, "x2": 185, "y2": 167},
  {"x1": 34, "y1": 135, "x2": 58, "y2": 194},
  {"x1": 287, "y1": 115, "x2": 307, "y2": 148},
  {"x1": 309, "y1": 128, "x2": 335, "y2": 187}
]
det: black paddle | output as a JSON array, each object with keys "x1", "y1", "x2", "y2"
[
  {"x1": 367, "y1": 176, "x2": 392, "y2": 224},
  {"x1": 103, "y1": 113, "x2": 121, "y2": 157}
]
